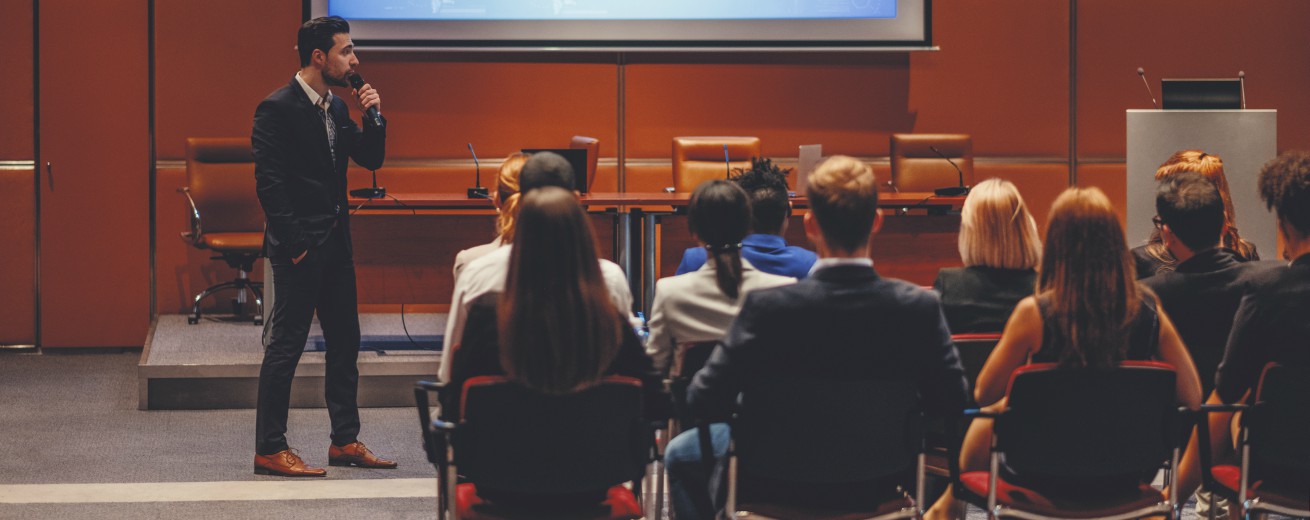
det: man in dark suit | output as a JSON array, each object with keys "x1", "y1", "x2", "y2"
[
  {"x1": 663, "y1": 156, "x2": 969, "y2": 519},
  {"x1": 250, "y1": 16, "x2": 393, "y2": 477},
  {"x1": 1143, "y1": 172, "x2": 1275, "y2": 398},
  {"x1": 1216, "y1": 151, "x2": 1310, "y2": 403}
]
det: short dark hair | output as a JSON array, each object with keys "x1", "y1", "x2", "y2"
[
  {"x1": 806, "y1": 156, "x2": 879, "y2": 253},
  {"x1": 519, "y1": 152, "x2": 576, "y2": 194},
  {"x1": 1156, "y1": 171, "x2": 1225, "y2": 252},
  {"x1": 298, "y1": 16, "x2": 350, "y2": 67},
  {"x1": 1258, "y1": 151, "x2": 1310, "y2": 236},
  {"x1": 731, "y1": 158, "x2": 792, "y2": 235}
]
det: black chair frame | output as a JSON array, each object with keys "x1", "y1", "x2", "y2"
[{"x1": 947, "y1": 362, "x2": 1187, "y2": 520}]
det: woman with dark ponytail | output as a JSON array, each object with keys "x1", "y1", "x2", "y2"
[{"x1": 645, "y1": 180, "x2": 796, "y2": 375}]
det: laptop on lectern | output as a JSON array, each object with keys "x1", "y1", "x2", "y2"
[{"x1": 1161, "y1": 79, "x2": 1242, "y2": 110}]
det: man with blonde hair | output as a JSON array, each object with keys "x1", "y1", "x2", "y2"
[{"x1": 663, "y1": 156, "x2": 969, "y2": 519}]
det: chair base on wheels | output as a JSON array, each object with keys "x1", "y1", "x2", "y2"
[{"x1": 188, "y1": 251, "x2": 264, "y2": 325}]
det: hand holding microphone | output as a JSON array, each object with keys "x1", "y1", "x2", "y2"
[{"x1": 348, "y1": 74, "x2": 384, "y2": 127}]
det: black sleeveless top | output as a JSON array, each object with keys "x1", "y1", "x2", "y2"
[{"x1": 1032, "y1": 292, "x2": 1160, "y2": 364}]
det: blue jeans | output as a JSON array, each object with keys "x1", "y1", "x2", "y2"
[{"x1": 664, "y1": 423, "x2": 731, "y2": 520}]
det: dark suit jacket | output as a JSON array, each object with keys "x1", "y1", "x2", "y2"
[
  {"x1": 933, "y1": 266, "x2": 1037, "y2": 334},
  {"x1": 687, "y1": 263, "x2": 969, "y2": 422},
  {"x1": 1216, "y1": 253, "x2": 1310, "y2": 403},
  {"x1": 1143, "y1": 248, "x2": 1279, "y2": 396},
  {"x1": 252, "y1": 78, "x2": 386, "y2": 259}
]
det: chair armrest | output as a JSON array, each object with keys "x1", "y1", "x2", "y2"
[
  {"x1": 961, "y1": 408, "x2": 1004, "y2": 419},
  {"x1": 1198, "y1": 403, "x2": 1248, "y2": 414},
  {"x1": 178, "y1": 187, "x2": 203, "y2": 247}
]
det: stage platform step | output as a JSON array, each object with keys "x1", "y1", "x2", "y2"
[{"x1": 139, "y1": 313, "x2": 444, "y2": 410}]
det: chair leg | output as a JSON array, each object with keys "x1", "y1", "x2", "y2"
[{"x1": 190, "y1": 281, "x2": 242, "y2": 324}]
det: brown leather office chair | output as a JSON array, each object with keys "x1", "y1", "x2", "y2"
[
  {"x1": 889, "y1": 134, "x2": 974, "y2": 192},
  {"x1": 179, "y1": 137, "x2": 265, "y2": 325},
  {"x1": 672, "y1": 136, "x2": 761, "y2": 193},
  {"x1": 570, "y1": 135, "x2": 600, "y2": 193}
]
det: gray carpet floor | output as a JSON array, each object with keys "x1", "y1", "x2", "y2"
[
  {"x1": 146, "y1": 313, "x2": 444, "y2": 366},
  {"x1": 0, "y1": 351, "x2": 1237, "y2": 520}
]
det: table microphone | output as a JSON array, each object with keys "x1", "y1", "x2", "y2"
[
  {"x1": 1238, "y1": 70, "x2": 1246, "y2": 109},
  {"x1": 347, "y1": 74, "x2": 384, "y2": 127},
  {"x1": 349, "y1": 169, "x2": 386, "y2": 199},
  {"x1": 1137, "y1": 67, "x2": 1159, "y2": 109},
  {"x1": 723, "y1": 144, "x2": 731, "y2": 178},
  {"x1": 466, "y1": 143, "x2": 488, "y2": 199},
  {"x1": 930, "y1": 146, "x2": 970, "y2": 197}
]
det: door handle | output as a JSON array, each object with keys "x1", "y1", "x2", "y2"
[{"x1": 45, "y1": 162, "x2": 54, "y2": 191}]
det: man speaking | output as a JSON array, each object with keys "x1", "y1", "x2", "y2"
[{"x1": 251, "y1": 16, "x2": 394, "y2": 477}]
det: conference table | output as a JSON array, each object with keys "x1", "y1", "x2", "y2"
[{"x1": 341, "y1": 191, "x2": 964, "y2": 314}]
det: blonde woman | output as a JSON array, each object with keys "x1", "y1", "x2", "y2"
[
  {"x1": 452, "y1": 153, "x2": 528, "y2": 280},
  {"x1": 1134, "y1": 150, "x2": 1260, "y2": 277},
  {"x1": 932, "y1": 178, "x2": 1041, "y2": 333}
]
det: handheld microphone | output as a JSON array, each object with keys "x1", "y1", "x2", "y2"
[
  {"x1": 466, "y1": 143, "x2": 488, "y2": 199},
  {"x1": 929, "y1": 145, "x2": 970, "y2": 197},
  {"x1": 1238, "y1": 70, "x2": 1246, "y2": 110},
  {"x1": 723, "y1": 144, "x2": 731, "y2": 178},
  {"x1": 347, "y1": 74, "x2": 384, "y2": 127},
  {"x1": 1137, "y1": 67, "x2": 1159, "y2": 109}
]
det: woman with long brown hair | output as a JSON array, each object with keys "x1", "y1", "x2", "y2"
[
  {"x1": 926, "y1": 187, "x2": 1202, "y2": 519},
  {"x1": 1135, "y1": 150, "x2": 1259, "y2": 277},
  {"x1": 446, "y1": 185, "x2": 666, "y2": 408}
]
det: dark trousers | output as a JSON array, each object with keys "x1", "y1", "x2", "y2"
[{"x1": 255, "y1": 228, "x2": 361, "y2": 455}]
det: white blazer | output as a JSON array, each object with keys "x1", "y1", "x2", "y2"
[{"x1": 645, "y1": 258, "x2": 795, "y2": 374}]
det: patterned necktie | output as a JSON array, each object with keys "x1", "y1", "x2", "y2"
[{"x1": 319, "y1": 97, "x2": 337, "y2": 165}]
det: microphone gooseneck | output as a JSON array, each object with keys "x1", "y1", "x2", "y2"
[
  {"x1": 723, "y1": 144, "x2": 731, "y2": 179},
  {"x1": 1238, "y1": 70, "x2": 1246, "y2": 110},
  {"x1": 1137, "y1": 67, "x2": 1159, "y2": 109},
  {"x1": 466, "y1": 143, "x2": 488, "y2": 199},
  {"x1": 929, "y1": 145, "x2": 970, "y2": 197}
]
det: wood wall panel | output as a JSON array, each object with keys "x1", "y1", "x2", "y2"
[
  {"x1": 0, "y1": 169, "x2": 36, "y2": 344},
  {"x1": 1076, "y1": 0, "x2": 1310, "y2": 158},
  {"x1": 362, "y1": 57, "x2": 619, "y2": 160},
  {"x1": 908, "y1": 0, "x2": 1070, "y2": 157},
  {"x1": 0, "y1": 0, "x2": 34, "y2": 160},
  {"x1": 153, "y1": 0, "x2": 301, "y2": 159},
  {"x1": 39, "y1": 0, "x2": 149, "y2": 347},
  {"x1": 1077, "y1": 163, "x2": 1129, "y2": 229}
]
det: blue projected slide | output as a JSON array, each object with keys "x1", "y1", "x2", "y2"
[{"x1": 331, "y1": 0, "x2": 896, "y2": 21}]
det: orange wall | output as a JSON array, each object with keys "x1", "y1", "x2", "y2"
[
  {"x1": 5, "y1": 0, "x2": 1303, "y2": 327},
  {"x1": 0, "y1": 0, "x2": 35, "y2": 345},
  {"x1": 1076, "y1": 0, "x2": 1310, "y2": 158}
]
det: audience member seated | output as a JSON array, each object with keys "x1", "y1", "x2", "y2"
[
  {"x1": 442, "y1": 187, "x2": 667, "y2": 509},
  {"x1": 646, "y1": 180, "x2": 795, "y2": 375},
  {"x1": 664, "y1": 156, "x2": 969, "y2": 520},
  {"x1": 1144, "y1": 172, "x2": 1277, "y2": 398},
  {"x1": 1215, "y1": 151, "x2": 1310, "y2": 402},
  {"x1": 440, "y1": 152, "x2": 633, "y2": 383},
  {"x1": 1172, "y1": 151, "x2": 1310, "y2": 509},
  {"x1": 675, "y1": 158, "x2": 817, "y2": 279},
  {"x1": 926, "y1": 187, "x2": 1203, "y2": 520},
  {"x1": 1134, "y1": 150, "x2": 1260, "y2": 278},
  {"x1": 451, "y1": 153, "x2": 527, "y2": 281},
  {"x1": 933, "y1": 178, "x2": 1041, "y2": 333}
]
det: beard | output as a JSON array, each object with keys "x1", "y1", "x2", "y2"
[{"x1": 322, "y1": 68, "x2": 351, "y2": 88}]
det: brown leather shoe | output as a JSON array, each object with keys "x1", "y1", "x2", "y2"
[
  {"x1": 254, "y1": 449, "x2": 327, "y2": 477},
  {"x1": 328, "y1": 441, "x2": 398, "y2": 468}
]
